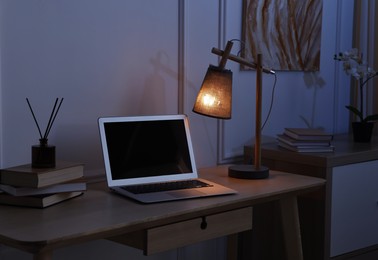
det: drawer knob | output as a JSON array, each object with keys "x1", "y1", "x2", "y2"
[{"x1": 200, "y1": 217, "x2": 208, "y2": 230}]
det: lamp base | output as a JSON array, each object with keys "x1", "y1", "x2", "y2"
[{"x1": 228, "y1": 164, "x2": 269, "y2": 179}]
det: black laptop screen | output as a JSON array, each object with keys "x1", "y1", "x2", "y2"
[{"x1": 104, "y1": 119, "x2": 193, "y2": 180}]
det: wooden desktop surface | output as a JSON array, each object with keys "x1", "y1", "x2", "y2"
[{"x1": 0, "y1": 165, "x2": 325, "y2": 259}]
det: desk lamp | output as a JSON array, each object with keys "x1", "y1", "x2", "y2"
[{"x1": 193, "y1": 40, "x2": 275, "y2": 179}]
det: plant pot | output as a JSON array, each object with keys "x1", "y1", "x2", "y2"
[{"x1": 352, "y1": 122, "x2": 374, "y2": 143}]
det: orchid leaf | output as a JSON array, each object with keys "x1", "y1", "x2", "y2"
[
  {"x1": 345, "y1": 105, "x2": 364, "y2": 121},
  {"x1": 365, "y1": 114, "x2": 378, "y2": 122}
]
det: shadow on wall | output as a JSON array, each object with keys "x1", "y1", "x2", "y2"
[
  {"x1": 54, "y1": 124, "x2": 104, "y2": 175},
  {"x1": 53, "y1": 51, "x2": 182, "y2": 175},
  {"x1": 300, "y1": 72, "x2": 326, "y2": 128},
  {"x1": 139, "y1": 52, "x2": 170, "y2": 115},
  {"x1": 121, "y1": 51, "x2": 179, "y2": 116}
]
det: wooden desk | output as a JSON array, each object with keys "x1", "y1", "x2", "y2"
[{"x1": 0, "y1": 165, "x2": 325, "y2": 260}]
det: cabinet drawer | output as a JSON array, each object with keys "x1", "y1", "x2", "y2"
[{"x1": 110, "y1": 207, "x2": 252, "y2": 255}]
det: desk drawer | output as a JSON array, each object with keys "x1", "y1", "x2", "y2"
[{"x1": 110, "y1": 207, "x2": 252, "y2": 255}]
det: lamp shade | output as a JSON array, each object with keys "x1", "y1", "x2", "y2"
[{"x1": 192, "y1": 65, "x2": 233, "y2": 119}]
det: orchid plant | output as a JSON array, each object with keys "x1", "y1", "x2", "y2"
[{"x1": 334, "y1": 48, "x2": 378, "y2": 122}]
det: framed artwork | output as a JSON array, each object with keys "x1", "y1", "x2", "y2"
[{"x1": 242, "y1": 0, "x2": 323, "y2": 71}]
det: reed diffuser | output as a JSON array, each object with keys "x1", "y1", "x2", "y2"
[{"x1": 26, "y1": 98, "x2": 64, "y2": 168}]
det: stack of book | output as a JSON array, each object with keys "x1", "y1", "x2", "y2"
[
  {"x1": 0, "y1": 161, "x2": 86, "y2": 208},
  {"x1": 277, "y1": 128, "x2": 334, "y2": 153}
]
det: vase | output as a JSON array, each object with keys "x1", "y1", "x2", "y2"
[
  {"x1": 352, "y1": 122, "x2": 374, "y2": 143},
  {"x1": 32, "y1": 138, "x2": 56, "y2": 168}
]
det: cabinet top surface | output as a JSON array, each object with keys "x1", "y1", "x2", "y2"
[{"x1": 259, "y1": 134, "x2": 378, "y2": 167}]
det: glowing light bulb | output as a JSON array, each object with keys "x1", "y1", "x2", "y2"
[{"x1": 203, "y1": 94, "x2": 216, "y2": 107}]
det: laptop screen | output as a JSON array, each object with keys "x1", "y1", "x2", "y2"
[{"x1": 98, "y1": 115, "x2": 198, "y2": 187}]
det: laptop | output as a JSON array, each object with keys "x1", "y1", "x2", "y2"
[{"x1": 98, "y1": 114, "x2": 236, "y2": 203}]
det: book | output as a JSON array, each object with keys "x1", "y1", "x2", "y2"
[
  {"x1": 0, "y1": 161, "x2": 84, "y2": 188},
  {"x1": 0, "y1": 181, "x2": 86, "y2": 197},
  {"x1": 284, "y1": 128, "x2": 333, "y2": 141},
  {"x1": 278, "y1": 141, "x2": 334, "y2": 153},
  {"x1": 277, "y1": 134, "x2": 331, "y2": 147},
  {"x1": 0, "y1": 191, "x2": 83, "y2": 208}
]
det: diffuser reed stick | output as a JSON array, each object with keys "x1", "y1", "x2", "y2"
[{"x1": 26, "y1": 98, "x2": 64, "y2": 143}]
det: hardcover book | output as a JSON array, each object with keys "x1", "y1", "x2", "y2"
[
  {"x1": 0, "y1": 162, "x2": 84, "y2": 188},
  {"x1": 0, "y1": 181, "x2": 86, "y2": 197},
  {"x1": 278, "y1": 141, "x2": 335, "y2": 153},
  {"x1": 0, "y1": 191, "x2": 83, "y2": 208},
  {"x1": 284, "y1": 128, "x2": 333, "y2": 141},
  {"x1": 277, "y1": 134, "x2": 331, "y2": 146}
]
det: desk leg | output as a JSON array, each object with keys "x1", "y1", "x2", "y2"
[
  {"x1": 227, "y1": 233, "x2": 239, "y2": 260},
  {"x1": 33, "y1": 251, "x2": 52, "y2": 260},
  {"x1": 280, "y1": 196, "x2": 303, "y2": 260}
]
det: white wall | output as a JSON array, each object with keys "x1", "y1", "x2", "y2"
[
  {"x1": 0, "y1": 0, "x2": 354, "y2": 171},
  {"x1": 0, "y1": 0, "x2": 180, "y2": 171},
  {"x1": 0, "y1": 0, "x2": 355, "y2": 259}
]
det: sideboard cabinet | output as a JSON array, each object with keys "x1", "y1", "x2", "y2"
[{"x1": 244, "y1": 135, "x2": 378, "y2": 260}]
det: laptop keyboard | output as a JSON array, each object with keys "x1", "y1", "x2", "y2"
[{"x1": 121, "y1": 180, "x2": 213, "y2": 194}]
